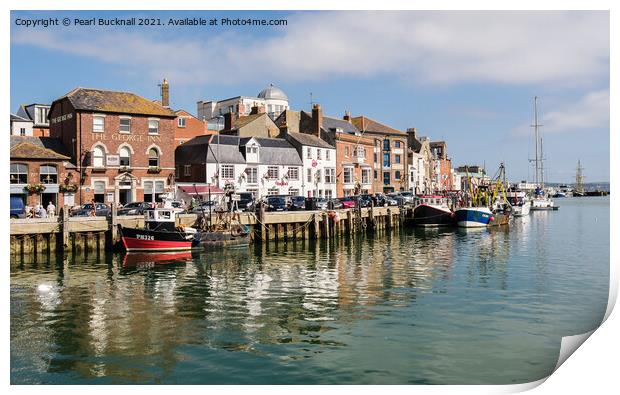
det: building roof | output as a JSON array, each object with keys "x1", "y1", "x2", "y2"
[
  {"x1": 257, "y1": 83, "x2": 288, "y2": 101},
  {"x1": 54, "y1": 87, "x2": 176, "y2": 117},
  {"x1": 10, "y1": 113, "x2": 31, "y2": 122},
  {"x1": 10, "y1": 136, "x2": 70, "y2": 160},
  {"x1": 351, "y1": 115, "x2": 406, "y2": 136},
  {"x1": 286, "y1": 132, "x2": 334, "y2": 149},
  {"x1": 175, "y1": 135, "x2": 302, "y2": 166},
  {"x1": 322, "y1": 115, "x2": 360, "y2": 134}
]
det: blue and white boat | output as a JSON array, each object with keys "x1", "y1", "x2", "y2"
[{"x1": 455, "y1": 207, "x2": 494, "y2": 228}]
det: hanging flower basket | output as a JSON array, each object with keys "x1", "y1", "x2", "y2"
[
  {"x1": 24, "y1": 183, "x2": 46, "y2": 194},
  {"x1": 59, "y1": 183, "x2": 78, "y2": 193},
  {"x1": 147, "y1": 166, "x2": 161, "y2": 173}
]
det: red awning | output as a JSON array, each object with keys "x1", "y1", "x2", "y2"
[{"x1": 178, "y1": 185, "x2": 224, "y2": 194}]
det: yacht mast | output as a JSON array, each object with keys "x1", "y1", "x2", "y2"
[{"x1": 530, "y1": 96, "x2": 544, "y2": 187}]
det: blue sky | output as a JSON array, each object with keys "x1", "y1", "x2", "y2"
[{"x1": 10, "y1": 10, "x2": 610, "y2": 182}]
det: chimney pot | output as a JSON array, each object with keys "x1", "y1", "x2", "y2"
[
  {"x1": 312, "y1": 104, "x2": 323, "y2": 139},
  {"x1": 343, "y1": 111, "x2": 351, "y2": 122}
]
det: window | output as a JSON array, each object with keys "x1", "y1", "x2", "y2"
[
  {"x1": 287, "y1": 167, "x2": 299, "y2": 180},
  {"x1": 93, "y1": 116, "x2": 104, "y2": 132},
  {"x1": 93, "y1": 145, "x2": 105, "y2": 168},
  {"x1": 315, "y1": 169, "x2": 322, "y2": 183},
  {"x1": 326, "y1": 150, "x2": 331, "y2": 160},
  {"x1": 20, "y1": 128, "x2": 26, "y2": 136},
  {"x1": 383, "y1": 171, "x2": 391, "y2": 185},
  {"x1": 374, "y1": 153, "x2": 378, "y2": 163},
  {"x1": 344, "y1": 146, "x2": 349, "y2": 157},
  {"x1": 184, "y1": 165, "x2": 191, "y2": 176},
  {"x1": 362, "y1": 168, "x2": 371, "y2": 184},
  {"x1": 10, "y1": 164, "x2": 28, "y2": 184},
  {"x1": 374, "y1": 170, "x2": 378, "y2": 180},
  {"x1": 383, "y1": 153, "x2": 391, "y2": 167},
  {"x1": 221, "y1": 165, "x2": 234, "y2": 179},
  {"x1": 395, "y1": 170, "x2": 401, "y2": 180},
  {"x1": 39, "y1": 165, "x2": 58, "y2": 184},
  {"x1": 307, "y1": 147, "x2": 312, "y2": 159},
  {"x1": 36, "y1": 107, "x2": 49, "y2": 125},
  {"x1": 383, "y1": 139, "x2": 391, "y2": 151},
  {"x1": 324, "y1": 168, "x2": 336, "y2": 184},
  {"x1": 120, "y1": 118, "x2": 131, "y2": 133},
  {"x1": 143, "y1": 181, "x2": 165, "y2": 203},
  {"x1": 93, "y1": 181, "x2": 106, "y2": 202},
  {"x1": 394, "y1": 141, "x2": 401, "y2": 148},
  {"x1": 307, "y1": 168, "x2": 312, "y2": 183},
  {"x1": 395, "y1": 154, "x2": 401, "y2": 164},
  {"x1": 355, "y1": 146, "x2": 365, "y2": 158},
  {"x1": 119, "y1": 146, "x2": 131, "y2": 167},
  {"x1": 245, "y1": 167, "x2": 258, "y2": 184},
  {"x1": 325, "y1": 189, "x2": 333, "y2": 199},
  {"x1": 343, "y1": 167, "x2": 353, "y2": 184},
  {"x1": 267, "y1": 166, "x2": 279, "y2": 179},
  {"x1": 289, "y1": 188, "x2": 299, "y2": 196},
  {"x1": 148, "y1": 148, "x2": 159, "y2": 167},
  {"x1": 178, "y1": 117, "x2": 186, "y2": 127},
  {"x1": 175, "y1": 166, "x2": 180, "y2": 178},
  {"x1": 155, "y1": 181, "x2": 165, "y2": 202},
  {"x1": 247, "y1": 188, "x2": 258, "y2": 199},
  {"x1": 267, "y1": 187, "x2": 279, "y2": 196},
  {"x1": 148, "y1": 119, "x2": 159, "y2": 135},
  {"x1": 317, "y1": 149, "x2": 322, "y2": 160}
]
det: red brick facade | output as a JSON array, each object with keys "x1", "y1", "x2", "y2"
[
  {"x1": 49, "y1": 89, "x2": 177, "y2": 206},
  {"x1": 174, "y1": 109, "x2": 211, "y2": 148},
  {"x1": 335, "y1": 133, "x2": 375, "y2": 197}
]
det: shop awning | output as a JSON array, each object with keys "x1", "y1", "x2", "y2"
[{"x1": 178, "y1": 185, "x2": 224, "y2": 194}]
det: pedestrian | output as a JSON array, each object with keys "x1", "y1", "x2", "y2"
[
  {"x1": 37, "y1": 205, "x2": 47, "y2": 218},
  {"x1": 90, "y1": 199, "x2": 97, "y2": 217},
  {"x1": 47, "y1": 201, "x2": 56, "y2": 218}
]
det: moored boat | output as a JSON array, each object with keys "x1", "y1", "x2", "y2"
[
  {"x1": 412, "y1": 195, "x2": 454, "y2": 227},
  {"x1": 119, "y1": 208, "x2": 200, "y2": 252},
  {"x1": 455, "y1": 207, "x2": 494, "y2": 228},
  {"x1": 530, "y1": 187, "x2": 557, "y2": 211},
  {"x1": 506, "y1": 190, "x2": 531, "y2": 216}
]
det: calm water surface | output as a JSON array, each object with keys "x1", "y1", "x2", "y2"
[{"x1": 10, "y1": 197, "x2": 609, "y2": 384}]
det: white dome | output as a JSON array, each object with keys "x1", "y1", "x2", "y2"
[{"x1": 257, "y1": 83, "x2": 288, "y2": 101}]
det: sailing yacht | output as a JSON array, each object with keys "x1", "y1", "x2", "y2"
[{"x1": 528, "y1": 97, "x2": 557, "y2": 211}]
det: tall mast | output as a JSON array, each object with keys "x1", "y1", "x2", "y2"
[
  {"x1": 530, "y1": 96, "x2": 544, "y2": 187},
  {"x1": 575, "y1": 160, "x2": 585, "y2": 194}
]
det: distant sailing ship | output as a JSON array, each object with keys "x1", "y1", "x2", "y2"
[{"x1": 573, "y1": 160, "x2": 586, "y2": 197}]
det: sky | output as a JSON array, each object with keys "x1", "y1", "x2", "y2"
[{"x1": 10, "y1": 10, "x2": 610, "y2": 183}]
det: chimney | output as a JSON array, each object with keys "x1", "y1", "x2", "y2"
[
  {"x1": 160, "y1": 78, "x2": 169, "y2": 107},
  {"x1": 224, "y1": 112, "x2": 233, "y2": 131},
  {"x1": 250, "y1": 105, "x2": 265, "y2": 115},
  {"x1": 312, "y1": 104, "x2": 323, "y2": 138},
  {"x1": 343, "y1": 111, "x2": 351, "y2": 122},
  {"x1": 406, "y1": 127, "x2": 417, "y2": 148}
]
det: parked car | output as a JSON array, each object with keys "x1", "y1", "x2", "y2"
[
  {"x1": 71, "y1": 203, "x2": 111, "y2": 217},
  {"x1": 357, "y1": 194, "x2": 374, "y2": 208},
  {"x1": 316, "y1": 198, "x2": 328, "y2": 210},
  {"x1": 117, "y1": 202, "x2": 154, "y2": 216},
  {"x1": 191, "y1": 201, "x2": 217, "y2": 214},
  {"x1": 387, "y1": 193, "x2": 405, "y2": 206},
  {"x1": 10, "y1": 196, "x2": 25, "y2": 219},
  {"x1": 289, "y1": 196, "x2": 306, "y2": 211},
  {"x1": 338, "y1": 197, "x2": 357, "y2": 209},
  {"x1": 328, "y1": 199, "x2": 344, "y2": 210},
  {"x1": 385, "y1": 196, "x2": 399, "y2": 206},
  {"x1": 265, "y1": 196, "x2": 288, "y2": 212},
  {"x1": 371, "y1": 193, "x2": 387, "y2": 207},
  {"x1": 237, "y1": 192, "x2": 256, "y2": 212},
  {"x1": 396, "y1": 191, "x2": 415, "y2": 204}
]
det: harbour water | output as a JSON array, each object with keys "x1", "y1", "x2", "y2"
[{"x1": 10, "y1": 197, "x2": 609, "y2": 384}]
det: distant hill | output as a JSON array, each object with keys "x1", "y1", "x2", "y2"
[{"x1": 545, "y1": 182, "x2": 610, "y2": 192}]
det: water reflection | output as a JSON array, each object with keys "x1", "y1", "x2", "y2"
[{"x1": 11, "y1": 200, "x2": 610, "y2": 384}]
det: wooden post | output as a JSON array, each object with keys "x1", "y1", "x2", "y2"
[
  {"x1": 258, "y1": 203, "x2": 266, "y2": 242},
  {"x1": 313, "y1": 213, "x2": 320, "y2": 239},
  {"x1": 346, "y1": 210, "x2": 353, "y2": 235},
  {"x1": 111, "y1": 200, "x2": 118, "y2": 244},
  {"x1": 386, "y1": 208, "x2": 392, "y2": 229},
  {"x1": 61, "y1": 207, "x2": 69, "y2": 248}
]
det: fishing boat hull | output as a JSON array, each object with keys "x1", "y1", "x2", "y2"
[
  {"x1": 455, "y1": 207, "x2": 494, "y2": 228},
  {"x1": 119, "y1": 226, "x2": 198, "y2": 252},
  {"x1": 413, "y1": 204, "x2": 454, "y2": 227}
]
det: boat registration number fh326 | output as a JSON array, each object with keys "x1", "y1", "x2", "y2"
[{"x1": 136, "y1": 234, "x2": 155, "y2": 241}]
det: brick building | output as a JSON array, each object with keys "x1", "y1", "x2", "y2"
[
  {"x1": 350, "y1": 115, "x2": 408, "y2": 193},
  {"x1": 285, "y1": 105, "x2": 374, "y2": 196},
  {"x1": 430, "y1": 141, "x2": 453, "y2": 191},
  {"x1": 174, "y1": 109, "x2": 210, "y2": 147},
  {"x1": 48, "y1": 87, "x2": 177, "y2": 205},
  {"x1": 10, "y1": 136, "x2": 74, "y2": 210},
  {"x1": 16, "y1": 104, "x2": 51, "y2": 137}
]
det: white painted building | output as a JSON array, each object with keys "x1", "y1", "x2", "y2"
[
  {"x1": 10, "y1": 114, "x2": 34, "y2": 136},
  {"x1": 175, "y1": 135, "x2": 303, "y2": 200},
  {"x1": 407, "y1": 150, "x2": 427, "y2": 194},
  {"x1": 285, "y1": 132, "x2": 337, "y2": 198},
  {"x1": 197, "y1": 83, "x2": 290, "y2": 124}
]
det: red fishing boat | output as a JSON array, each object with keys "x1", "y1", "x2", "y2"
[{"x1": 119, "y1": 208, "x2": 199, "y2": 252}]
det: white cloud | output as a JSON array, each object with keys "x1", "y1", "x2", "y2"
[
  {"x1": 511, "y1": 90, "x2": 609, "y2": 136},
  {"x1": 11, "y1": 11, "x2": 609, "y2": 86}
]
